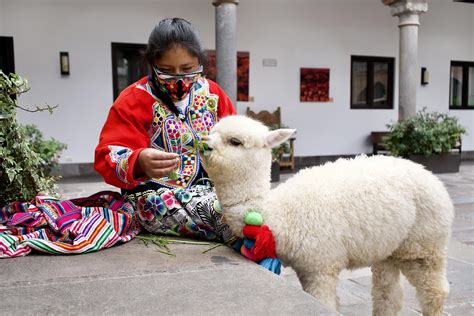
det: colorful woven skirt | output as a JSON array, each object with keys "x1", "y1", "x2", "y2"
[
  {"x1": 0, "y1": 185, "x2": 233, "y2": 258},
  {"x1": 125, "y1": 184, "x2": 234, "y2": 243}
]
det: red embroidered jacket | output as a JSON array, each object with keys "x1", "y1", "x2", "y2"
[{"x1": 94, "y1": 77, "x2": 236, "y2": 190}]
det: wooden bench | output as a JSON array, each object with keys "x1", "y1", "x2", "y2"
[
  {"x1": 370, "y1": 132, "x2": 390, "y2": 155},
  {"x1": 246, "y1": 107, "x2": 296, "y2": 171}
]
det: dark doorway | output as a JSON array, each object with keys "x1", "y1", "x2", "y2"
[
  {"x1": 111, "y1": 42, "x2": 147, "y2": 100},
  {"x1": 0, "y1": 36, "x2": 15, "y2": 75}
]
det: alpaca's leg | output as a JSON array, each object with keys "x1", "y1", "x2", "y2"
[
  {"x1": 297, "y1": 271, "x2": 340, "y2": 311},
  {"x1": 399, "y1": 256, "x2": 449, "y2": 316},
  {"x1": 371, "y1": 260, "x2": 403, "y2": 316}
]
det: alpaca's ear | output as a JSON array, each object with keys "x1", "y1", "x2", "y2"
[{"x1": 264, "y1": 129, "x2": 296, "y2": 148}]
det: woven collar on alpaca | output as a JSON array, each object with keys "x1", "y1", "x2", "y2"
[{"x1": 237, "y1": 210, "x2": 282, "y2": 275}]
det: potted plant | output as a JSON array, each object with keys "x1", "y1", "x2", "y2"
[
  {"x1": 0, "y1": 71, "x2": 65, "y2": 206},
  {"x1": 270, "y1": 123, "x2": 291, "y2": 182},
  {"x1": 384, "y1": 108, "x2": 466, "y2": 173},
  {"x1": 271, "y1": 147, "x2": 282, "y2": 183},
  {"x1": 22, "y1": 124, "x2": 67, "y2": 176}
]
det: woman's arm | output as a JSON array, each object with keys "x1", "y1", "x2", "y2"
[{"x1": 94, "y1": 92, "x2": 151, "y2": 189}]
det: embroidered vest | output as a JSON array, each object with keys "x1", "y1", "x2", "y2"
[{"x1": 137, "y1": 77, "x2": 219, "y2": 189}]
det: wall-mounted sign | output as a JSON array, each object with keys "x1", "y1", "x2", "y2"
[{"x1": 262, "y1": 59, "x2": 277, "y2": 67}]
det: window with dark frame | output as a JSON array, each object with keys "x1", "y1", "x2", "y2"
[
  {"x1": 0, "y1": 36, "x2": 15, "y2": 75},
  {"x1": 351, "y1": 56, "x2": 394, "y2": 109},
  {"x1": 111, "y1": 42, "x2": 148, "y2": 100},
  {"x1": 450, "y1": 61, "x2": 474, "y2": 110}
]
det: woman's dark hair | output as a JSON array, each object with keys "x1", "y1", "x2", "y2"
[{"x1": 145, "y1": 18, "x2": 207, "y2": 66}]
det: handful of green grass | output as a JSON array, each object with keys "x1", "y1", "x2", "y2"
[
  {"x1": 197, "y1": 142, "x2": 211, "y2": 161},
  {"x1": 167, "y1": 142, "x2": 210, "y2": 180},
  {"x1": 197, "y1": 143, "x2": 209, "y2": 151},
  {"x1": 169, "y1": 170, "x2": 178, "y2": 180},
  {"x1": 196, "y1": 142, "x2": 210, "y2": 152},
  {"x1": 136, "y1": 234, "x2": 237, "y2": 256},
  {"x1": 137, "y1": 234, "x2": 210, "y2": 256}
]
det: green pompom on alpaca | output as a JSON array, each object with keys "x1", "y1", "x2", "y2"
[{"x1": 244, "y1": 211, "x2": 264, "y2": 226}]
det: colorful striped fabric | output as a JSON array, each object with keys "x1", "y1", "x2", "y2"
[{"x1": 0, "y1": 191, "x2": 141, "y2": 258}]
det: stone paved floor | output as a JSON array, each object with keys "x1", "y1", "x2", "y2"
[
  {"x1": 278, "y1": 162, "x2": 474, "y2": 315},
  {"x1": 55, "y1": 161, "x2": 474, "y2": 315},
  {"x1": 277, "y1": 162, "x2": 474, "y2": 315}
]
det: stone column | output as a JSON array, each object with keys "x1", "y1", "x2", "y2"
[
  {"x1": 383, "y1": 0, "x2": 428, "y2": 120},
  {"x1": 213, "y1": 0, "x2": 239, "y2": 107}
]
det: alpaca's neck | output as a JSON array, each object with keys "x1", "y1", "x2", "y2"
[
  {"x1": 215, "y1": 179, "x2": 269, "y2": 207},
  {"x1": 212, "y1": 169, "x2": 271, "y2": 236}
]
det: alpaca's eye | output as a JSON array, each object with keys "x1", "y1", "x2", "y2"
[{"x1": 228, "y1": 137, "x2": 242, "y2": 146}]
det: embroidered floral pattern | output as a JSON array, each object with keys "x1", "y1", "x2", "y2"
[
  {"x1": 164, "y1": 118, "x2": 182, "y2": 153},
  {"x1": 128, "y1": 186, "x2": 233, "y2": 242},
  {"x1": 108, "y1": 146, "x2": 133, "y2": 184},
  {"x1": 206, "y1": 97, "x2": 217, "y2": 111},
  {"x1": 161, "y1": 190, "x2": 180, "y2": 210},
  {"x1": 149, "y1": 104, "x2": 166, "y2": 139},
  {"x1": 203, "y1": 112, "x2": 215, "y2": 130}
]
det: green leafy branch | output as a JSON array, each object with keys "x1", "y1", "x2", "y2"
[
  {"x1": 0, "y1": 72, "x2": 58, "y2": 115},
  {"x1": 0, "y1": 71, "x2": 65, "y2": 206},
  {"x1": 15, "y1": 103, "x2": 58, "y2": 114}
]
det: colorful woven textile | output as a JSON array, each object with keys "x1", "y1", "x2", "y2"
[
  {"x1": 0, "y1": 191, "x2": 140, "y2": 258},
  {"x1": 234, "y1": 211, "x2": 282, "y2": 275},
  {"x1": 126, "y1": 184, "x2": 234, "y2": 243}
]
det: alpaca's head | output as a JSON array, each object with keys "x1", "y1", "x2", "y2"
[{"x1": 201, "y1": 115, "x2": 295, "y2": 184}]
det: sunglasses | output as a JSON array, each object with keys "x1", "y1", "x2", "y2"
[{"x1": 153, "y1": 65, "x2": 204, "y2": 80}]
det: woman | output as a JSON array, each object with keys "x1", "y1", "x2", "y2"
[{"x1": 95, "y1": 18, "x2": 236, "y2": 242}]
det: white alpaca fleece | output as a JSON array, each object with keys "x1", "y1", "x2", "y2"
[{"x1": 202, "y1": 115, "x2": 454, "y2": 315}]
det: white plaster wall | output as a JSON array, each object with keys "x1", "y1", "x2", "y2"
[
  {"x1": 236, "y1": 0, "x2": 399, "y2": 156},
  {"x1": 0, "y1": 0, "x2": 4, "y2": 34},
  {"x1": 3, "y1": 0, "x2": 214, "y2": 163},
  {"x1": 1, "y1": 0, "x2": 473, "y2": 163},
  {"x1": 417, "y1": 0, "x2": 474, "y2": 150}
]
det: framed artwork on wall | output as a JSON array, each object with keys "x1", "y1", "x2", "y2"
[
  {"x1": 204, "y1": 50, "x2": 249, "y2": 102},
  {"x1": 300, "y1": 68, "x2": 330, "y2": 102}
]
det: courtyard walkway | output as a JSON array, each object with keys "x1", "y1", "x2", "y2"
[{"x1": 0, "y1": 162, "x2": 472, "y2": 315}]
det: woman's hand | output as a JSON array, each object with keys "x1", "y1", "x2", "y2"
[{"x1": 135, "y1": 148, "x2": 179, "y2": 179}]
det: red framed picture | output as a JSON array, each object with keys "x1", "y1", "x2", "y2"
[
  {"x1": 300, "y1": 68, "x2": 330, "y2": 102},
  {"x1": 204, "y1": 50, "x2": 249, "y2": 102}
]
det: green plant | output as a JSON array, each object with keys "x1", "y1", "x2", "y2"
[
  {"x1": 23, "y1": 124, "x2": 67, "y2": 174},
  {"x1": 0, "y1": 71, "x2": 61, "y2": 206},
  {"x1": 270, "y1": 123, "x2": 291, "y2": 162},
  {"x1": 385, "y1": 108, "x2": 467, "y2": 158}
]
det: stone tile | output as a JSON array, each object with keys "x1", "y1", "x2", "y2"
[
  {"x1": 49, "y1": 161, "x2": 474, "y2": 314},
  {"x1": 0, "y1": 239, "x2": 335, "y2": 315},
  {"x1": 452, "y1": 203, "x2": 474, "y2": 245},
  {"x1": 0, "y1": 267, "x2": 335, "y2": 315},
  {"x1": 335, "y1": 256, "x2": 474, "y2": 315},
  {"x1": 448, "y1": 239, "x2": 474, "y2": 264}
]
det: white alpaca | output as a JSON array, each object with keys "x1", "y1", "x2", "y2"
[{"x1": 201, "y1": 115, "x2": 453, "y2": 315}]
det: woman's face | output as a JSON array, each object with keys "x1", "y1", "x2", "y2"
[{"x1": 154, "y1": 46, "x2": 200, "y2": 75}]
